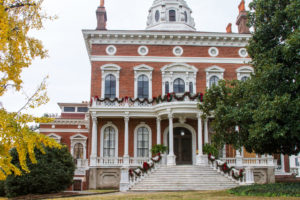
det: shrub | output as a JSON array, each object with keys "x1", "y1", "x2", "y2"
[
  {"x1": 0, "y1": 181, "x2": 5, "y2": 197},
  {"x1": 203, "y1": 144, "x2": 219, "y2": 158},
  {"x1": 151, "y1": 145, "x2": 168, "y2": 155},
  {"x1": 229, "y1": 183, "x2": 300, "y2": 197},
  {"x1": 4, "y1": 146, "x2": 75, "y2": 198}
]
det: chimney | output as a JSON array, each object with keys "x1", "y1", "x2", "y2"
[
  {"x1": 226, "y1": 23, "x2": 232, "y2": 33},
  {"x1": 96, "y1": 0, "x2": 107, "y2": 30},
  {"x1": 236, "y1": 0, "x2": 250, "y2": 34}
]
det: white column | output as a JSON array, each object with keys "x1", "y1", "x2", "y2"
[
  {"x1": 204, "y1": 119, "x2": 209, "y2": 144},
  {"x1": 196, "y1": 113, "x2": 207, "y2": 166},
  {"x1": 235, "y1": 126, "x2": 243, "y2": 167},
  {"x1": 123, "y1": 115, "x2": 130, "y2": 166},
  {"x1": 167, "y1": 113, "x2": 176, "y2": 166},
  {"x1": 281, "y1": 154, "x2": 285, "y2": 173},
  {"x1": 90, "y1": 116, "x2": 98, "y2": 166},
  {"x1": 223, "y1": 145, "x2": 227, "y2": 158},
  {"x1": 156, "y1": 116, "x2": 161, "y2": 145}
]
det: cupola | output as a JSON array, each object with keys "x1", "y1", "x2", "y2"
[{"x1": 146, "y1": 0, "x2": 196, "y2": 31}]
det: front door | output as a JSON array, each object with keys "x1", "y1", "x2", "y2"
[{"x1": 173, "y1": 127, "x2": 192, "y2": 165}]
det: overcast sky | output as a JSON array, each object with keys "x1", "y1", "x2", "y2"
[{"x1": 1, "y1": 0, "x2": 251, "y2": 116}]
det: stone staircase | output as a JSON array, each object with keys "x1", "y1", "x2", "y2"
[{"x1": 130, "y1": 165, "x2": 239, "y2": 191}]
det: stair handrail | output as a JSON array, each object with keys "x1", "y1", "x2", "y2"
[
  {"x1": 208, "y1": 153, "x2": 252, "y2": 185},
  {"x1": 129, "y1": 153, "x2": 162, "y2": 188}
]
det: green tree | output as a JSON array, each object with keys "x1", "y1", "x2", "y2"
[
  {"x1": 3, "y1": 147, "x2": 75, "y2": 198},
  {"x1": 200, "y1": 0, "x2": 300, "y2": 155}
]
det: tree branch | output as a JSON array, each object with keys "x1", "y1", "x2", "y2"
[{"x1": 5, "y1": 2, "x2": 36, "y2": 11}]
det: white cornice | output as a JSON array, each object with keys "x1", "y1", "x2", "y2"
[
  {"x1": 90, "y1": 55, "x2": 251, "y2": 64},
  {"x1": 40, "y1": 119, "x2": 88, "y2": 126},
  {"x1": 40, "y1": 128, "x2": 89, "y2": 133},
  {"x1": 82, "y1": 30, "x2": 251, "y2": 56}
]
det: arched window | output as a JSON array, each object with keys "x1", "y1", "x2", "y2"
[
  {"x1": 103, "y1": 126, "x2": 116, "y2": 157},
  {"x1": 74, "y1": 143, "x2": 84, "y2": 159},
  {"x1": 105, "y1": 74, "x2": 116, "y2": 99},
  {"x1": 173, "y1": 78, "x2": 185, "y2": 93},
  {"x1": 184, "y1": 11, "x2": 188, "y2": 22},
  {"x1": 165, "y1": 81, "x2": 169, "y2": 94},
  {"x1": 189, "y1": 82, "x2": 193, "y2": 93},
  {"x1": 137, "y1": 127, "x2": 149, "y2": 157},
  {"x1": 241, "y1": 76, "x2": 249, "y2": 82},
  {"x1": 155, "y1": 10, "x2": 160, "y2": 22},
  {"x1": 138, "y1": 75, "x2": 149, "y2": 99},
  {"x1": 209, "y1": 76, "x2": 220, "y2": 88},
  {"x1": 169, "y1": 10, "x2": 176, "y2": 22}
]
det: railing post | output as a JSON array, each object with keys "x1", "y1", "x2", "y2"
[
  {"x1": 120, "y1": 167, "x2": 130, "y2": 191},
  {"x1": 267, "y1": 155, "x2": 274, "y2": 166}
]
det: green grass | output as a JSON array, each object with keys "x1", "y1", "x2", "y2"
[{"x1": 228, "y1": 183, "x2": 300, "y2": 197}]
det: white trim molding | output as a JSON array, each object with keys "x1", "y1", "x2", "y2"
[
  {"x1": 100, "y1": 64, "x2": 121, "y2": 98},
  {"x1": 236, "y1": 66, "x2": 254, "y2": 80},
  {"x1": 100, "y1": 122, "x2": 119, "y2": 157},
  {"x1": 47, "y1": 133, "x2": 61, "y2": 143},
  {"x1": 40, "y1": 128, "x2": 89, "y2": 133},
  {"x1": 205, "y1": 65, "x2": 225, "y2": 88},
  {"x1": 173, "y1": 46, "x2": 184, "y2": 56},
  {"x1": 134, "y1": 64, "x2": 153, "y2": 99},
  {"x1": 134, "y1": 122, "x2": 152, "y2": 158},
  {"x1": 70, "y1": 134, "x2": 88, "y2": 159},
  {"x1": 161, "y1": 63, "x2": 198, "y2": 95},
  {"x1": 239, "y1": 48, "x2": 248, "y2": 58},
  {"x1": 208, "y1": 47, "x2": 219, "y2": 57},
  {"x1": 138, "y1": 46, "x2": 149, "y2": 56},
  {"x1": 106, "y1": 45, "x2": 117, "y2": 56}
]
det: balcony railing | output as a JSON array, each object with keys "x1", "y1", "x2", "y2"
[
  {"x1": 91, "y1": 92, "x2": 203, "y2": 108},
  {"x1": 220, "y1": 157, "x2": 276, "y2": 167},
  {"x1": 96, "y1": 157, "x2": 150, "y2": 167}
]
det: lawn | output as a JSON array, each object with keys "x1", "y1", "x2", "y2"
[{"x1": 57, "y1": 191, "x2": 300, "y2": 200}]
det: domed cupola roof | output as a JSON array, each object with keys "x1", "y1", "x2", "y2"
[{"x1": 146, "y1": 0, "x2": 196, "y2": 31}]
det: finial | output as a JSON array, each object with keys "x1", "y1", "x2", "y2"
[
  {"x1": 238, "y1": 0, "x2": 245, "y2": 13},
  {"x1": 226, "y1": 23, "x2": 232, "y2": 33},
  {"x1": 100, "y1": 0, "x2": 104, "y2": 7}
]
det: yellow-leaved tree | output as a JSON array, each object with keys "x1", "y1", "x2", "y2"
[{"x1": 0, "y1": 0, "x2": 61, "y2": 180}]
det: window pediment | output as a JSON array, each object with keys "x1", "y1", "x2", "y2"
[
  {"x1": 134, "y1": 64, "x2": 153, "y2": 72},
  {"x1": 236, "y1": 66, "x2": 254, "y2": 73},
  {"x1": 101, "y1": 64, "x2": 121, "y2": 71},
  {"x1": 205, "y1": 65, "x2": 225, "y2": 73},
  {"x1": 161, "y1": 63, "x2": 198, "y2": 73},
  {"x1": 71, "y1": 134, "x2": 87, "y2": 141}
]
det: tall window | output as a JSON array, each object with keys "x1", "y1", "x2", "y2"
[
  {"x1": 189, "y1": 82, "x2": 193, "y2": 93},
  {"x1": 184, "y1": 11, "x2": 188, "y2": 22},
  {"x1": 173, "y1": 78, "x2": 185, "y2": 93},
  {"x1": 169, "y1": 10, "x2": 176, "y2": 21},
  {"x1": 105, "y1": 74, "x2": 116, "y2": 99},
  {"x1": 103, "y1": 127, "x2": 115, "y2": 157},
  {"x1": 74, "y1": 143, "x2": 84, "y2": 159},
  {"x1": 165, "y1": 81, "x2": 169, "y2": 94},
  {"x1": 209, "y1": 76, "x2": 220, "y2": 88},
  {"x1": 137, "y1": 127, "x2": 149, "y2": 157},
  {"x1": 138, "y1": 75, "x2": 149, "y2": 99},
  {"x1": 241, "y1": 76, "x2": 249, "y2": 82}
]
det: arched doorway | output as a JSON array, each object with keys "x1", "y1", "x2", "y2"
[{"x1": 167, "y1": 127, "x2": 193, "y2": 165}]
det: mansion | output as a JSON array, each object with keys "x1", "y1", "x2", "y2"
[{"x1": 39, "y1": 0, "x2": 300, "y2": 191}]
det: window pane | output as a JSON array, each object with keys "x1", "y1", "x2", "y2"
[
  {"x1": 241, "y1": 76, "x2": 249, "y2": 82},
  {"x1": 189, "y1": 82, "x2": 193, "y2": 93},
  {"x1": 138, "y1": 75, "x2": 149, "y2": 98},
  {"x1": 137, "y1": 127, "x2": 149, "y2": 157},
  {"x1": 173, "y1": 78, "x2": 185, "y2": 93},
  {"x1": 165, "y1": 82, "x2": 169, "y2": 94},
  {"x1": 103, "y1": 126, "x2": 116, "y2": 157},
  {"x1": 105, "y1": 75, "x2": 116, "y2": 98},
  {"x1": 209, "y1": 76, "x2": 220, "y2": 88},
  {"x1": 78, "y1": 107, "x2": 88, "y2": 112},
  {"x1": 169, "y1": 10, "x2": 176, "y2": 21},
  {"x1": 64, "y1": 107, "x2": 75, "y2": 112}
]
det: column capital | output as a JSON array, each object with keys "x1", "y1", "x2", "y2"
[
  {"x1": 92, "y1": 116, "x2": 98, "y2": 123},
  {"x1": 156, "y1": 116, "x2": 161, "y2": 121},
  {"x1": 124, "y1": 115, "x2": 130, "y2": 122},
  {"x1": 168, "y1": 113, "x2": 173, "y2": 119},
  {"x1": 204, "y1": 118, "x2": 208, "y2": 122},
  {"x1": 197, "y1": 113, "x2": 202, "y2": 119}
]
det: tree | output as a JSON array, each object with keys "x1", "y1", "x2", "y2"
[
  {"x1": 0, "y1": 0, "x2": 60, "y2": 180},
  {"x1": 200, "y1": 0, "x2": 300, "y2": 155},
  {"x1": 3, "y1": 147, "x2": 75, "y2": 197}
]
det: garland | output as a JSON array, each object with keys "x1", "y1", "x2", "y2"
[
  {"x1": 93, "y1": 92, "x2": 204, "y2": 105},
  {"x1": 231, "y1": 169, "x2": 244, "y2": 181},
  {"x1": 208, "y1": 153, "x2": 216, "y2": 163},
  {"x1": 129, "y1": 153, "x2": 162, "y2": 178}
]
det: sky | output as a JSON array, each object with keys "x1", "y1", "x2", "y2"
[{"x1": 1, "y1": 0, "x2": 251, "y2": 116}]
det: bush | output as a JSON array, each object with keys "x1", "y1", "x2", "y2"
[
  {"x1": 229, "y1": 183, "x2": 300, "y2": 197},
  {"x1": 0, "y1": 181, "x2": 5, "y2": 197},
  {"x1": 151, "y1": 145, "x2": 168, "y2": 155},
  {"x1": 4, "y1": 146, "x2": 75, "y2": 198},
  {"x1": 203, "y1": 144, "x2": 219, "y2": 158}
]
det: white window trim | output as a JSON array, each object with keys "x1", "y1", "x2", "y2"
[
  {"x1": 138, "y1": 46, "x2": 149, "y2": 56},
  {"x1": 70, "y1": 134, "x2": 87, "y2": 159},
  {"x1": 205, "y1": 65, "x2": 225, "y2": 88},
  {"x1": 134, "y1": 122, "x2": 152, "y2": 158},
  {"x1": 101, "y1": 64, "x2": 121, "y2": 98},
  {"x1": 47, "y1": 133, "x2": 61, "y2": 143},
  {"x1": 106, "y1": 45, "x2": 117, "y2": 56},
  {"x1": 161, "y1": 63, "x2": 198, "y2": 95},
  {"x1": 236, "y1": 66, "x2": 254, "y2": 80},
  {"x1": 134, "y1": 64, "x2": 153, "y2": 99},
  {"x1": 208, "y1": 47, "x2": 219, "y2": 57},
  {"x1": 167, "y1": 7, "x2": 179, "y2": 22},
  {"x1": 173, "y1": 46, "x2": 183, "y2": 57},
  {"x1": 238, "y1": 48, "x2": 248, "y2": 58},
  {"x1": 100, "y1": 122, "x2": 119, "y2": 157}
]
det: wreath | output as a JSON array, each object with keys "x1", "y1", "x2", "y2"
[{"x1": 231, "y1": 168, "x2": 244, "y2": 181}]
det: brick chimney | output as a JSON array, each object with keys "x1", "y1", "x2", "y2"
[
  {"x1": 226, "y1": 23, "x2": 232, "y2": 33},
  {"x1": 96, "y1": 0, "x2": 107, "y2": 30},
  {"x1": 236, "y1": 0, "x2": 250, "y2": 34}
]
